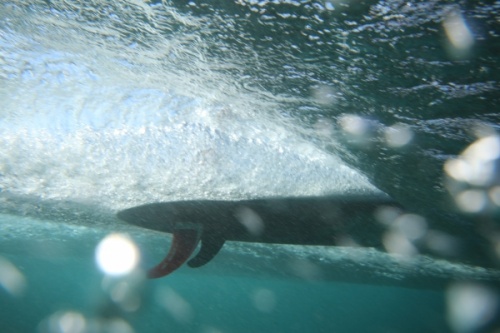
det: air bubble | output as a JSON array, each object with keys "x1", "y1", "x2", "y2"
[
  {"x1": 40, "y1": 311, "x2": 86, "y2": 333},
  {"x1": 311, "y1": 85, "x2": 338, "y2": 106},
  {"x1": 442, "y1": 8, "x2": 475, "y2": 58},
  {"x1": 455, "y1": 190, "x2": 488, "y2": 213},
  {"x1": 235, "y1": 206, "x2": 264, "y2": 236},
  {"x1": 0, "y1": 256, "x2": 26, "y2": 297},
  {"x1": 383, "y1": 230, "x2": 417, "y2": 257},
  {"x1": 252, "y1": 288, "x2": 277, "y2": 313},
  {"x1": 156, "y1": 287, "x2": 193, "y2": 323},
  {"x1": 288, "y1": 259, "x2": 323, "y2": 281},
  {"x1": 339, "y1": 114, "x2": 369, "y2": 137},
  {"x1": 447, "y1": 283, "x2": 498, "y2": 333},
  {"x1": 384, "y1": 123, "x2": 414, "y2": 148},
  {"x1": 394, "y1": 214, "x2": 427, "y2": 241}
]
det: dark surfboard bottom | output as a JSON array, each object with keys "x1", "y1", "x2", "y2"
[{"x1": 117, "y1": 196, "x2": 400, "y2": 278}]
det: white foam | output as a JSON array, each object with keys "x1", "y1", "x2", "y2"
[{"x1": 0, "y1": 4, "x2": 382, "y2": 212}]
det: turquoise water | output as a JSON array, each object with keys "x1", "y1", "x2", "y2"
[
  {"x1": 2, "y1": 254, "x2": 448, "y2": 333},
  {"x1": 1, "y1": 0, "x2": 500, "y2": 332}
]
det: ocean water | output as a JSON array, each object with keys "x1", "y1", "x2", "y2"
[
  {"x1": 1, "y1": 0, "x2": 500, "y2": 332},
  {"x1": 1, "y1": 253, "x2": 449, "y2": 333}
]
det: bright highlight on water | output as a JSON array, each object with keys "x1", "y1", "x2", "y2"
[{"x1": 95, "y1": 234, "x2": 140, "y2": 277}]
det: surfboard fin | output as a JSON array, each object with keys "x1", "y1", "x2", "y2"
[
  {"x1": 187, "y1": 233, "x2": 226, "y2": 268},
  {"x1": 147, "y1": 228, "x2": 201, "y2": 279}
]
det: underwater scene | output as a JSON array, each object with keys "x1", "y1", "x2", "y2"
[{"x1": 1, "y1": 0, "x2": 499, "y2": 332}]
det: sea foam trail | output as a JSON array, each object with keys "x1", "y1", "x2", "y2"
[{"x1": 0, "y1": 27, "x2": 382, "y2": 212}]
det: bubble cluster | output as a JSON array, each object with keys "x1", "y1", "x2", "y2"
[
  {"x1": 444, "y1": 134, "x2": 500, "y2": 214},
  {"x1": 337, "y1": 114, "x2": 414, "y2": 151},
  {"x1": 37, "y1": 241, "x2": 148, "y2": 333},
  {"x1": 374, "y1": 206, "x2": 466, "y2": 261},
  {"x1": 38, "y1": 311, "x2": 135, "y2": 333},
  {"x1": 382, "y1": 213, "x2": 428, "y2": 257},
  {"x1": 375, "y1": 206, "x2": 428, "y2": 258}
]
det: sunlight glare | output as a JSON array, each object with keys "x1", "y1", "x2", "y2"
[{"x1": 95, "y1": 233, "x2": 139, "y2": 276}]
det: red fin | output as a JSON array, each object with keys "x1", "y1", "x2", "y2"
[{"x1": 148, "y1": 228, "x2": 201, "y2": 279}]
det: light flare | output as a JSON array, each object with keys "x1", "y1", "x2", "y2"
[{"x1": 95, "y1": 233, "x2": 140, "y2": 276}]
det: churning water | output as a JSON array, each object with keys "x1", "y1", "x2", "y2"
[{"x1": 1, "y1": 1, "x2": 499, "y2": 332}]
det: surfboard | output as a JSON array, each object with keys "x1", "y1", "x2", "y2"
[{"x1": 117, "y1": 196, "x2": 399, "y2": 278}]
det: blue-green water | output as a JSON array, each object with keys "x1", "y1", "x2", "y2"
[
  {"x1": 1, "y1": 0, "x2": 500, "y2": 332},
  {"x1": 2, "y1": 254, "x2": 448, "y2": 333}
]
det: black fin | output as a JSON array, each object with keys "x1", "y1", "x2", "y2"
[{"x1": 187, "y1": 232, "x2": 225, "y2": 268}]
